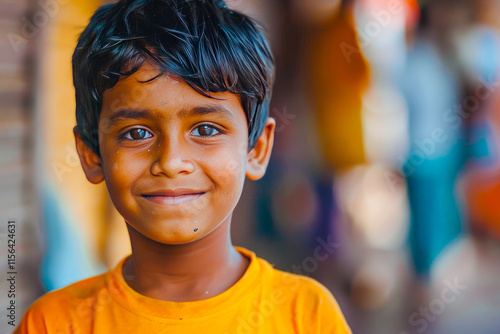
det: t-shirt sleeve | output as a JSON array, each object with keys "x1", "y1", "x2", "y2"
[
  {"x1": 296, "y1": 277, "x2": 352, "y2": 334},
  {"x1": 12, "y1": 299, "x2": 49, "y2": 334},
  {"x1": 316, "y1": 285, "x2": 352, "y2": 334},
  {"x1": 12, "y1": 287, "x2": 76, "y2": 334}
]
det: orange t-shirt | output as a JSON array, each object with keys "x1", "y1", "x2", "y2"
[{"x1": 14, "y1": 247, "x2": 351, "y2": 334}]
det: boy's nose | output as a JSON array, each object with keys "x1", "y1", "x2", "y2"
[{"x1": 150, "y1": 137, "x2": 195, "y2": 178}]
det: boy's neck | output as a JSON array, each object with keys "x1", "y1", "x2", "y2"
[{"x1": 122, "y1": 215, "x2": 250, "y2": 302}]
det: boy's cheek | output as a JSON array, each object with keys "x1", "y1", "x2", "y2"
[
  {"x1": 101, "y1": 147, "x2": 145, "y2": 174},
  {"x1": 205, "y1": 151, "x2": 246, "y2": 188}
]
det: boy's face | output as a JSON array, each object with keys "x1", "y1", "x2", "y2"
[{"x1": 75, "y1": 63, "x2": 275, "y2": 245}]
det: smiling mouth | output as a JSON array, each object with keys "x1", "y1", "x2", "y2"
[{"x1": 141, "y1": 192, "x2": 205, "y2": 205}]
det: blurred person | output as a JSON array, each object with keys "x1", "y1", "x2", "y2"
[
  {"x1": 400, "y1": 14, "x2": 500, "y2": 332},
  {"x1": 399, "y1": 0, "x2": 475, "y2": 279},
  {"x1": 306, "y1": 0, "x2": 369, "y2": 173},
  {"x1": 301, "y1": 0, "x2": 370, "y2": 253}
]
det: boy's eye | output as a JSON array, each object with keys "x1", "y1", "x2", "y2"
[
  {"x1": 191, "y1": 124, "x2": 221, "y2": 137},
  {"x1": 123, "y1": 128, "x2": 153, "y2": 140}
]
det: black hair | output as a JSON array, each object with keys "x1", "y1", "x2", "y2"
[{"x1": 72, "y1": 0, "x2": 274, "y2": 154}]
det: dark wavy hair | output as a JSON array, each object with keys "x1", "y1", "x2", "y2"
[{"x1": 72, "y1": 0, "x2": 274, "y2": 154}]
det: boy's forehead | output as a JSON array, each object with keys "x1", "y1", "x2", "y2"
[
  {"x1": 124, "y1": 62, "x2": 172, "y2": 83},
  {"x1": 101, "y1": 63, "x2": 246, "y2": 121}
]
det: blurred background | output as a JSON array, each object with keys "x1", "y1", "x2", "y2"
[{"x1": 1, "y1": 0, "x2": 500, "y2": 333}]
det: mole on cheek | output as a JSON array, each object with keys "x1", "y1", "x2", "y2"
[{"x1": 194, "y1": 228, "x2": 199, "y2": 232}]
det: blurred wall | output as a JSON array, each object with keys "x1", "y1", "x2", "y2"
[{"x1": 0, "y1": 0, "x2": 44, "y2": 332}]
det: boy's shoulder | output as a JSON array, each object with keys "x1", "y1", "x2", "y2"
[
  {"x1": 246, "y1": 248, "x2": 351, "y2": 332},
  {"x1": 31, "y1": 270, "x2": 109, "y2": 308},
  {"x1": 247, "y1": 247, "x2": 336, "y2": 296},
  {"x1": 14, "y1": 270, "x2": 111, "y2": 333}
]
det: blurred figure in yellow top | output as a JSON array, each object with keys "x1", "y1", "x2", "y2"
[{"x1": 305, "y1": 0, "x2": 369, "y2": 172}]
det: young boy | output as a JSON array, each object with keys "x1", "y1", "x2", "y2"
[{"x1": 16, "y1": 0, "x2": 351, "y2": 332}]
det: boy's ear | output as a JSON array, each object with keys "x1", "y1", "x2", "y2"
[
  {"x1": 74, "y1": 127, "x2": 104, "y2": 184},
  {"x1": 246, "y1": 117, "x2": 275, "y2": 181}
]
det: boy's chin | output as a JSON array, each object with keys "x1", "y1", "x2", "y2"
[
  {"x1": 126, "y1": 222, "x2": 214, "y2": 246},
  {"x1": 150, "y1": 233, "x2": 205, "y2": 246}
]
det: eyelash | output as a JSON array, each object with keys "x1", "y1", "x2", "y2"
[
  {"x1": 120, "y1": 128, "x2": 153, "y2": 141},
  {"x1": 118, "y1": 124, "x2": 224, "y2": 141},
  {"x1": 191, "y1": 123, "x2": 224, "y2": 137}
]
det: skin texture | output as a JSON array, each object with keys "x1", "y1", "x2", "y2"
[{"x1": 74, "y1": 63, "x2": 275, "y2": 302}]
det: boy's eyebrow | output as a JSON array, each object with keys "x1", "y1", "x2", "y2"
[
  {"x1": 108, "y1": 108, "x2": 150, "y2": 122},
  {"x1": 107, "y1": 105, "x2": 236, "y2": 123},
  {"x1": 177, "y1": 105, "x2": 235, "y2": 120}
]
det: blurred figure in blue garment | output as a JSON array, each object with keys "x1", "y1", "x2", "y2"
[{"x1": 399, "y1": 0, "x2": 474, "y2": 279}]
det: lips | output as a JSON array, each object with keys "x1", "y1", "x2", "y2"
[{"x1": 141, "y1": 189, "x2": 206, "y2": 205}]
